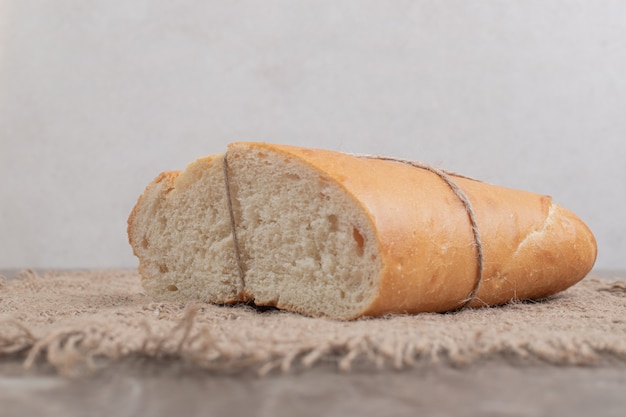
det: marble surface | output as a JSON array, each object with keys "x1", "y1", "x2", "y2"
[{"x1": 2, "y1": 360, "x2": 626, "y2": 417}]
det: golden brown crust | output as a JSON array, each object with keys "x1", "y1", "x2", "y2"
[{"x1": 238, "y1": 143, "x2": 597, "y2": 315}]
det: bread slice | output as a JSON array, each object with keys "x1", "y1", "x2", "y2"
[
  {"x1": 128, "y1": 143, "x2": 598, "y2": 319},
  {"x1": 225, "y1": 144, "x2": 383, "y2": 319},
  {"x1": 127, "y1": 155, "x2": 241, "y2": 304}
]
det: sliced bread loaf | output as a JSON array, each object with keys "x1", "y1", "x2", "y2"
[{"x1": 128, "y1": 143, "x2": 597, "y2": 319}]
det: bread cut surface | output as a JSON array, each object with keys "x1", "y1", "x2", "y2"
[
  {"x1": 128, "y1": 143, "x2": 598, "y2": 319},
  {"x1": 226, "y1": 144, "x2": 382, "y2": 319},
  {"x1": 127, "y1": 155, "x2": 241, "y2": 304}
]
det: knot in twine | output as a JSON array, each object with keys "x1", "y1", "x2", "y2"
[{"x1": 222, "y1": 152, "x2": 484, "y2": 311}]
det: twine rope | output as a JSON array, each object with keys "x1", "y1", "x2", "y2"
[
  {"x1": 222, "y1": 154, "x2": 246, "y2": 289},
  {"x1": 222, "y1": 151, "x2": 484, "y2": 310},
  {"x1": 356, "y1": 154, "x2": 484, "y2": 309}
]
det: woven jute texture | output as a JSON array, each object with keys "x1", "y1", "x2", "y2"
[{"x1": 1, "y1": 270, "x2": 625, "y2": 376}]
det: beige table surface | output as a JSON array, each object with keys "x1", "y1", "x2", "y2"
[{"x1": 2, "y1": 270, "x2": 625, "y2": 417}]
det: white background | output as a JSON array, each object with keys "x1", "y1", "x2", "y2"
[{"x1": 1, "y1": 0, "x2": 624, "y2": 270}]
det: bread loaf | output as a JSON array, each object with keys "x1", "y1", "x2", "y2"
[{"x1": 128, "y1": 142, "x2": 597, "y2": 319}]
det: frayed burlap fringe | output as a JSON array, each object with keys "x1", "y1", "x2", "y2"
[{"x1": 1, "y1": 270, "x2": 625, "y2": 376}]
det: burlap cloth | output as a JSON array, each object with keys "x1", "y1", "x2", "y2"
[{"x1": 1, "y1": 270, "x2": 625, "y2": 376}]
